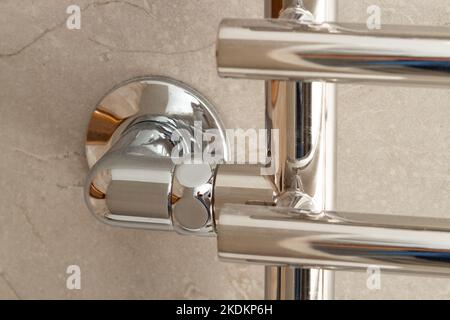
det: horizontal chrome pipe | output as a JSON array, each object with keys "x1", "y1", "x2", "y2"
[
  {"x1": 214, "y1": 164, "x2": 275, "y2": 212},
  {"x1": 217, "y1": 204, "x2": 450, "y2": 275},
  {"x1": 217, "y1": 19, "x2": 450, "y2": 85}
]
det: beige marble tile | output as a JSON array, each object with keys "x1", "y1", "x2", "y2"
[
  {"x1": 0, "y1": 0, "x2": 449, "y2": 299},
  {"x1": 0, "y1": 0, "x2": 265, "y2": 300},
  {"x1": 337, "y1": 0, "x2": 450, "y2": 300}
]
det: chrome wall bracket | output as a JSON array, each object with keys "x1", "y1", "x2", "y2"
[{"x1": 84, "y1": 77, "x2": 227, "y2": 235}]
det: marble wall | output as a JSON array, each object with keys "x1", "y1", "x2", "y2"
[{"x1": 0, "y1": 0, "x2": 449, "y2": 299}]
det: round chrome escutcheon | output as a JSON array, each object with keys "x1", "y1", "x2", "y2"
[
  {"x1": 85, "y1": 77, "x2": 227, "y2": 234},
  {"x1": 85, "y1": 76, "x2": 227, "y2": 168}
]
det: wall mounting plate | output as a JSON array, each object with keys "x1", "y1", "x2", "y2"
[{"x1": 85, "y1": 76, "x2": 227, "y2": 169}]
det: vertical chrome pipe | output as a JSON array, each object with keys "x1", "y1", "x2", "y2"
[
  {"x1": 264, "y1": 266, "x2": 333, "y2": 300},
  {"x1": 263, "y1": 0, "x2": 336, "y2": 301}
]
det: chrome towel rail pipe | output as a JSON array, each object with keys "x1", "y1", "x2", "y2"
[
  {"x1": 217, "y1": 204, "x2": 450, "y2": 276},
  {"x1": 217, "y1": 19, "x2": 450, "y2": 85},
  {"x1": 261, "y1": 0, "x2": 337, "y2": 301}
]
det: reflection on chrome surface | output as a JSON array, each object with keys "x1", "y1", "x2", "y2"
[
  {"x1": 217, "y1": 19, "x2": 450, "y2": 85},
  {"x1": 84, "y1": 77, "x2": 227, "y2": 235}
]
